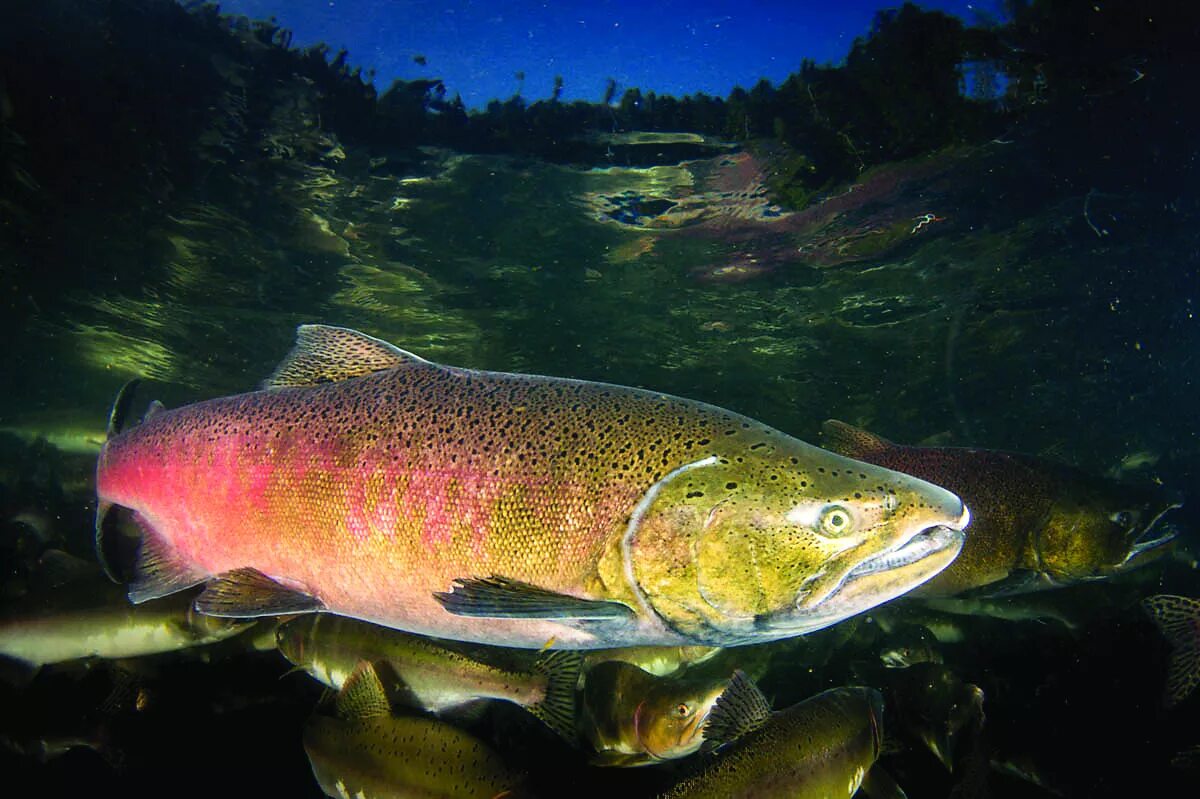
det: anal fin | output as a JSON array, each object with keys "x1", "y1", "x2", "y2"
[
  {"x1": 194, "y1": 568, "x2": 325, "y2": 618},
  {"x1": 434, "y1": 577, "x2": 635, "y2": 621}
]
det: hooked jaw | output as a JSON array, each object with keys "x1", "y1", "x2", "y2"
[
  {"x1": 765, "y1": 502, "x2": 970, "y2": 636},
  {"x1": 797, "y1": 499, "x2": 971, "y2": 608}
]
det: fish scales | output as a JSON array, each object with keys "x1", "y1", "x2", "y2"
[
  {"x1": 96, "y1": 326, "x2": 969, "y2": 649},
  {"x1": 101, "y1": 369, "x2": 689, "y2": 639}
]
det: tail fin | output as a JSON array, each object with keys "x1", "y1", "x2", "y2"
[
  {"x1": 528, "y1": 650, "x2": 582, "y2": 742},
  {"x1": 1142, "y1": 594, "x2": 1200, "y2": 705}
]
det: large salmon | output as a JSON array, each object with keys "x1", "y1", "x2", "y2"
[{"x1": 95, "y1": 325, "x2": 969, "y2": 649}]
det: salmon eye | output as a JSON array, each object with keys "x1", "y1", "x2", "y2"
[
  {"x1": 1110, "y1": 510, "x2": 1133, "y2": 527},
  {"x1": 675, "y1": 703, "x2": 691, "y2": 717},
  {"x1": 818, "y1": 505, "x2": 853, "y2": 536}
]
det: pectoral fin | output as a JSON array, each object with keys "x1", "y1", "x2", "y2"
[
  {"x1": 194, "y1": 568, "x2": 325, "y2": 618},
  {"x1": 434, "y1": 577, "x2": 636, "y2": 621},
  {"x1": 128, "y1": 527, "x2": 207, "y2": 604}
]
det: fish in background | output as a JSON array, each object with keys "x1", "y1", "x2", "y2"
[
  {"x1": 882, "y1": 662, "x2": 985, "y2": 772},
  {"x1": 821, "y1": 420, "x2": 1180, "y2": 598},
  {"x1": 0, "y1": 551, "x2": 252, "y2": 673},
  {"x1": 275, "y1": 614, "x2": 580, "y2": 741},
  {"x1": 1141, "y1": 594, "x2": 1200, "y2": 705},
  {"x1": 303, "y1": 660, "x2": 532, "y2": 799},
  {"x1": 95, "y1": 325, "x2": 970, "y2": 650},
  {"x1": 578, "y1": 660, "x2": 729, "y2": 767},
  {"x1": 661, "y1": 672, "x2": 899, "y2": 798},
  {"x1": 876, "y1": 622, "x2": 944, "y2": 669}
]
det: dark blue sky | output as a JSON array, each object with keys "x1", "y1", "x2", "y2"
[{"x1": 216, "y1": 1, "x2": 1002, "y2": 108}]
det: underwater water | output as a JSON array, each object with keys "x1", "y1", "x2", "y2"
[{"x1": 1, "y1": 0, "x2": 1198, "y2": 796}]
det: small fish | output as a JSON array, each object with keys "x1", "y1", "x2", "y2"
[
  {"x1": 887, "y1": 662, "x2": 984, "y2": 771},
  {"x1": 276, "y1": 614, "x2": 580, "y2": 740},
  {"x1": 0, "y1": 565, "x2": 251, "y2": 670},
  {"x1": 662, "y1": 673, "x2": 889, "y2": 798},
  {"x1": 579, "y1": 660, "x2": 730, "y2": 767},
  {"x1": 877, "y1": 623, "x2": 943, "y2": 668},
  {"x1": 822, "y1": 420, "x2": 1180, "y2": 597},
  {"x1": 1141, "y1": 594, "x2": 1200, "y2": 705},
  {"x1": 304, "y1": 660, "x2": 532, "y2": 799},
  {"x1": 95, "y1": 325, "x2": 970, "y2": 650}
]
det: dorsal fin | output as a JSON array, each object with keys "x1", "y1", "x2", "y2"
[
  {"x1": 263, "y1": 324, "x2": 430, "y2": 389},
  {"x1": 702, "y1": 670, "x2": 772, "y2": 749},
  {"x1": 821, "y1": 419, "x2": 895, "y2": 457},
  {"x1": 336, "y1": 660, "x2": 391, "y2": 720}
]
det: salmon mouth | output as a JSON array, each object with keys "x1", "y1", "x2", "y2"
[
  {"x1": 758, "y1": 514, "x2": 967, "y2": 638},
  {"x1": 817, "y1": 503, "x2": 970, "y2": 606},
  {"x1": 845, "y1": 523, "x2": 967, "y2": 583}
]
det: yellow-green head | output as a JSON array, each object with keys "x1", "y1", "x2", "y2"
[{"x1": 620, "y1": 435, "x2": 970, "y2": 645}]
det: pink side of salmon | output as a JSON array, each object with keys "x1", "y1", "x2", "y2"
[{"x1": 96, "y1": 371, "x2": 671, "y2": 647}]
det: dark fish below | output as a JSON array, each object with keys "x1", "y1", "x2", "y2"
[
  {"x1": 304, "y1": 660, "x2": 532, "y2": 799},
  {"x1": 579, "y1": 659, "x2": 730, "y2": 767},
  {"x1": 276, "y1": 614, "x2": 580, "y2": 740},
  {"x1": 662, "y1": 672, "x2": 892, "y2": 798}
]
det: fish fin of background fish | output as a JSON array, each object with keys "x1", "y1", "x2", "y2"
[
  {"x1": 1141, "y1": 594, "x2": 1200, "y2": 705},
  {"x1": 262, "y1": 324, "x2": 431, "y2": 388},
  {"x1": 861, "y1": 765, "x2": 909, "y2": 799},
  {"x1": 529, "y1": 650, "x2": 584, "y2": 742},
  {"x1": 128, "y1": 528, "x2": 207, "y2": 603},
  {"x1": 701, "y1": 670, "x2": 771, "y2": 750},
  {"x1": 105, "y1": 378, "x2": 142, "y2": 438},
  {"x1": 193, "y1": 568, "x2": 325, "y2": 618},
  {"x1": 820, "y1": 419, "x2": 894, "y2": 457},
  {"x1": 924, "y1": 729, "x2": 955, "y2": 771},
  {"x1": 434, "y1": 577, "x2": 637, "y2": 621},
  {"x1": 336, "y1": 660, "x2": 391, "y2": 720}
]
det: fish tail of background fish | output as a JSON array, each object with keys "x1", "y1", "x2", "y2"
[
  {"x1": 527, "y1": 650, "x2": 583, "y2": 742},
  {"x1": 1141, "y1": 594, "x2": 1200, "y2": 705}
]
